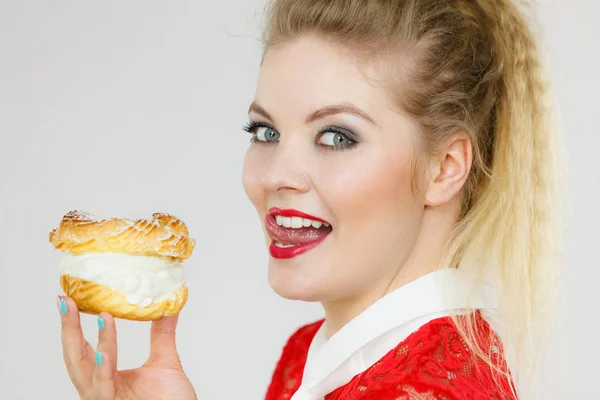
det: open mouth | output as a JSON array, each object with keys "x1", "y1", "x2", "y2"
[{"x1": 265, "y1": 207, "x2": 333, "y2": 259}]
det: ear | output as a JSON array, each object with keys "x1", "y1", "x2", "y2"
[{"x1": 424, "y1": 132, "x2": 472, "y2": 207}]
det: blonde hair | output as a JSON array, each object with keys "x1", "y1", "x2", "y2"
[{"x1": 261, "y1": 0, "x2": 562, "y2": 398}]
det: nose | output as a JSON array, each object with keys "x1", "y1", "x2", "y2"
[{"x1": 261, "y1": 142, "x2": 311, "y2": 194}]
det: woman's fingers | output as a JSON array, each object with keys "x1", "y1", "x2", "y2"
[
  {"x1": 92, "y1": 350, "x2": 117, "y2": 399},
  {"x1": 97, "y1": 313, "x2": 118, "y2": 371},
  {"x1": 58, "y1": 296, "x2": 95, "y2": 397},
  {"x1": 59, "y1": 299, "x2": 121, "y2": 399},
  {"x1": 146, "y1": 314, "x2": 182, "y2": 368},
  {"x1": 93, "y1": 314, "x2": 118, "y2": 399}
]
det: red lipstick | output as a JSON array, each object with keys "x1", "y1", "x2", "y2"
[
  {"x1": 266, "y1": 208, "x2": 332, "y2": 259},
  {"x1": 268, "y1": 236, "x2": 328, "y2": 259}
]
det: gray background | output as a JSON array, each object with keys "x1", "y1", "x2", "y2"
[{"x1": 0, "y1": 0, "x2": 597, "y2": 398}]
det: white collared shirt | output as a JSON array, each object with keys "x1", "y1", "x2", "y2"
[{"x1": 290, "y1": 268, "x2": 497, "y2": 400}]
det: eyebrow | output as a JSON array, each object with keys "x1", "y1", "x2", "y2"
[
  {"x1": 248, "y1": 102, "x2": 273, "y2": 121},
  {"x1": 248, "y1": 101, "x2": 376, "y2": 125}
]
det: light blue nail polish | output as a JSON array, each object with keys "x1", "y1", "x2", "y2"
[
  {"x1": 60, "y1": 298, "x2": 68, "y2": 315},
  {"x1": 95, "y1": 351, "x2": 103, "y2": 366},
  {"x1": 97, "y1": 316, "x2": 105, "y2": 330}
]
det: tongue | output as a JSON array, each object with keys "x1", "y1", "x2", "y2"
[{"x1": 266, "y1": 217, "x2": 331, "y2": 245}]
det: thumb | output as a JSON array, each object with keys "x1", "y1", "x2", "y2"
[{"x1": 145, "y1": 314, "x2": 182, "y2": 369}]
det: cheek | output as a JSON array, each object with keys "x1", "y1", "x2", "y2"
[
  {"x1": 242, "y1": 149, "x2": 265, "y2": 209},
  {"x1": 319, "y1": 149, "x2": 417, "y2": 222},
  {"x1": 309, "y1": 147, "x2": 420, "y2": 298}
]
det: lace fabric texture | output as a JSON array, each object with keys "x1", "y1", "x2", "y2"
[{"x1": 265, "y1": 314, "x2": 516, "y2": 400}]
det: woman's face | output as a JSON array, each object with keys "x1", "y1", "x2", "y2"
[{"x1": 242, "y1": 36, "x2": 427, "y2": 303}]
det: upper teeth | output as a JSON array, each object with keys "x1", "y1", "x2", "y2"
[{"x1": 275, "y1": 216, "x2": 330, "y2": 229}]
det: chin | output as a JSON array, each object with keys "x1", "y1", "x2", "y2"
[{"x1": 267, "y1": 260, "x2": 323, "y2": 302}]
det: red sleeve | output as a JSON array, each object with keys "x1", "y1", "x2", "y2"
[{"x1": 265, "y1": 320, "x2": 323, "y2": 400}]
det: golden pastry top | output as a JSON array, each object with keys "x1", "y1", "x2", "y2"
[{"x1": 49, "y1": 210, "x2": 195, "y2": 262}]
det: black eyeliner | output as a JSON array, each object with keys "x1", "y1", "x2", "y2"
[
  {"x1": 243, "y1": 121, "x2": 276, "y2": 133},
  {"x1": 318, "y1": 125, "x2": 361, "y2": 143}
]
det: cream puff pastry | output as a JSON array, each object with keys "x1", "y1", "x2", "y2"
[{"x1": 50, "y1": 210, "x2": 195, "y2": 321}]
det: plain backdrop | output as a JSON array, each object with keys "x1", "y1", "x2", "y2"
[{"x1": 0, "y1": 0, "x2": 598, "y2": 399}]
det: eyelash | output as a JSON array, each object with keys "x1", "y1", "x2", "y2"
[
  {"x1": 243, "y1": 121, "x2": 272, "y2": 145},
  {"x1": 242, "y1": 121, "x2": 360, "y2": 151}
]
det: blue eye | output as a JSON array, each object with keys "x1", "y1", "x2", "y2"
[
  {"x1": 255, "y1": 126, "x2": 280, "y2": 142},
  {"x1": 316, "y1": 126, "x2": 359, "y2": 150},
  {"x1": 318, "y1": 131, "x2": 352, "y2": 147},
  {"x1": 244, "y1": 122, "x2": 280, "y2": 143}
]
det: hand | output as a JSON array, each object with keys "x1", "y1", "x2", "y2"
[{"x1": 58, "y1": 296, "x2": 198, "y2": 400}]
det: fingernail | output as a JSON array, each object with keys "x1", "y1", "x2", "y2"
[
  {"x1": 95, "y1": 351, "x2": 103, "y2": 366},
  {"x1": 57, "y1": 297, "x2": 67, "y2": 315},
  {"x1": 97, "y1": 316, "x2": 105, "y2": 330}
]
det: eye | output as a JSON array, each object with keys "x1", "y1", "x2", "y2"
[
  {"x1": 256, "y1": 126, "x2": 280, "y2": 142},
  {"x1": 316, "y1": 126, "x2": 359, "y2": 150},
  {"x1": 244, "y1": 122, "x2": 280, "y2": 144},
  {"x1": 318, "y1": 131, "x2": 352, "y2": 147}
]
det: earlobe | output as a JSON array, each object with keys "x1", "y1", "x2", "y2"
[{"x1": 424, "y1": 133, "x2": 472, "y2": 207}]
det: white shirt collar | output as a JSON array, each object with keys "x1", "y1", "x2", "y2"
[{"x1": 291, "y1": 268, "x2": 497, "y2": 400}]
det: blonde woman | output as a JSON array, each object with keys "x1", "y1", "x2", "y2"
[{"x1": 57, "y1": 0, "x2": 561, "y2": 399}]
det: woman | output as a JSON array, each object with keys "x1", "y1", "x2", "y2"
[{"x1": 57, "y1": 0, "x2": 561, "y2": 398}]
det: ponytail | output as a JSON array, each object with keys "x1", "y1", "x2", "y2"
[{"x1": 448, "y1": 1, "x2": 562, "y2": 398}]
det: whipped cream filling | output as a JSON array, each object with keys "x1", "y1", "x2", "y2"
[{"x1": 58, "y1": 253, "x2": 186, "y2": 307}]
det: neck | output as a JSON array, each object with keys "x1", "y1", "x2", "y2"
[{"x1": 321, "y1": 202, "x2": 459, "y2": 338}]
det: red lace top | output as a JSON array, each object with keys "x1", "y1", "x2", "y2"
[{"x1": 265, "y1": 315, "x2": 516, "y2": 400}]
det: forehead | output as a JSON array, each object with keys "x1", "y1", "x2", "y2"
[{"x1": 255, "y1": 36, "x2": 395, "y2": 119}]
